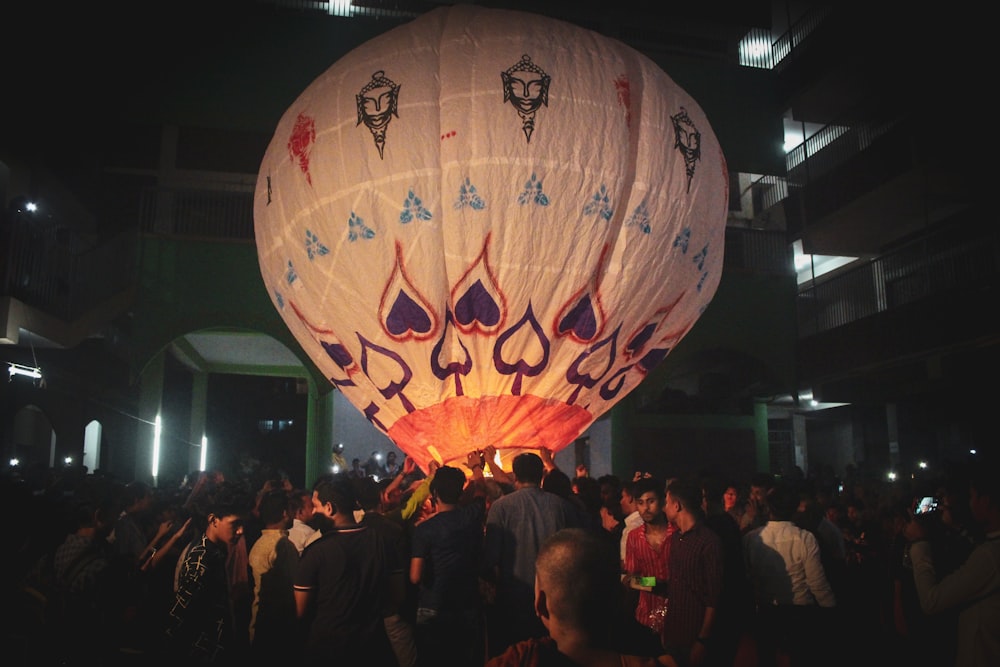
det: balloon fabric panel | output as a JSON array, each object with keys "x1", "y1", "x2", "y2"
[{"x1": 254, "y1": 5, "x2": 729, "y2": 472}]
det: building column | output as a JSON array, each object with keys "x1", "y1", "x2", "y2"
[
  {"x1": 609, "y1": 397, "x2": 634, "y2": 480},
  {"x1": 305, "y1": 380, "x2": 335, "y2": 487}
]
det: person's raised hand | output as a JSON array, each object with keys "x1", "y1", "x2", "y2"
[
  {"x1": 156, "y1": 519, "x2": 173, "y2": 538},
  {"x1": 467, "y1": 450, "x2": 483, "y2": 469},
  {"x1": 483, "y1": 445, "x2": 497, "y2": 465},
  {"x1": 403, "y1": 455, "x2": 417, "y2": 475},
  {"x1": 538, "y1": 447, "x2": 555, "y2": 470},
  {"x1": 176, "y1": 517, "x2": 193, "y2": 537}
]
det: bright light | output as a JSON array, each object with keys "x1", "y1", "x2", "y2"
[
  {"x1": 887, "y1": 471, "x2": 897, "y2": 481},
  {"x1": 918, "y1": 461, "x2": 928, "y2": 469},
  {"x1": 970, "y1": 449, "x2": 977, "y2": 455},
  {"x1": 25, "y1": 201, "x2": 38, "y2": 212},
  {"x1": 9, "y1": 458, "x2": 19, "y2": 467},
  {"x1": 332, "y1": 464, "x2": 341, "y2": 474},
  {"x1": 8, "y1": 363, "x2": 42, "y2": 380},
  {"x1": 200, "y1": 434, "x2": 207, "y2": 472},
  {"x1": 375, "y1": 452, "x2": 383, "y2": 461},
  {"x1": 809, "y1": 399, "x2": 818, "y2": 407},
  {"x1": 329, "y1": 0, "x2": 352, "y2": 17},
  {"x1": 152, "y1": 414, "x2": 162, "y2": 479},
  {"x1": 64, "y1": 456, "x2": 73, "y2": 465}
]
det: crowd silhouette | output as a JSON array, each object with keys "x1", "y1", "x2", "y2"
[{"x1": 4, "y1": 450, "x2": 998, "y2": 667}]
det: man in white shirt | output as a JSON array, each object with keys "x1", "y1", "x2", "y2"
[
  {"x1": 287, "y1": 488, "x2": 318, "y2": 554},
  {"x1": 905, "y1": 459, "x2": 1000, "y2": 667},
  {"x1": 744, "y1": 479, "x2": 836, "y2": 666},
  {"x1": 619, "y1": 475, "x2": 644, "y2": 569}
]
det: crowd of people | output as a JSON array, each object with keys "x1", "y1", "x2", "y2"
[{"x1": 4, "y1": 448, "x2": 999, "y2": 667}]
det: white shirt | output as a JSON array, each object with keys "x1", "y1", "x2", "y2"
[
  {"x1": 620, "y1": 510, "x2": 643, "y2": 564},
  {"x1": 910, "y1": 531, "x2": 1000, "y2": 667},
  {"x1": 287, "y1": 518, "x2": 317, "y2": 555},
  {"x1": 743, "y1": 519, "x2": 836, "y2": 607}
]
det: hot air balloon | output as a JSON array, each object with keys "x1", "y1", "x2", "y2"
[{"x1": 254, "y1": 5, "x2": 728, "y2": 473}]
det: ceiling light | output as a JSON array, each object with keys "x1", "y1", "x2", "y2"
[{"x1": 8, "y1": 363, "x2": 42, "y2": 380}]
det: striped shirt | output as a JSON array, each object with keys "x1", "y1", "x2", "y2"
[
  {"x1": 625, "y1": 520, "x2": 675, "y2": 635},
  {"x1": 663, "y1": 521, "x2": 724, "y2": 652}
]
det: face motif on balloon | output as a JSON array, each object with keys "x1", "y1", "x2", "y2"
[
  {"x1": 356, "y1": 70, "x2": 401, "y2": 159},
  {"x1": 502, "y1": 54, "x2": 551, "y2": 143},
  {"x1": 255, "y1": 6, "x2": 729, "y2": 473}
]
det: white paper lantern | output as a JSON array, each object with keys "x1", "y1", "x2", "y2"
[{"x1": 255, "y1": 5, "x2": 728, "y2": 472}]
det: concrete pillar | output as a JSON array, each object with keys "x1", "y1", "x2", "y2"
[
  {"x1": 609, "y1": 397, "x2": 634, "y2": 480},
  {"x1": 305, "y1": 381, "x2": 334, "y2": 488}
]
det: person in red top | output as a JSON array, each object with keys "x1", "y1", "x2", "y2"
[{"x1": 624, "y1": 476, "x2": 676, "y2": 649}]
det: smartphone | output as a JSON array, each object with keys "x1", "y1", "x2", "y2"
[{"x1": 915, "y1": 496, "x2": 938, "y2": 514}]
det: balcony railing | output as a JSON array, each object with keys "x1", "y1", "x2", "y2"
[
  {"x1": 796, "y1": 223, "x2": 999, "y2": 336},
  {"x1": 723, "y1": 227, "x2": 792, "y2": 276},
  {"x1": 260, "y1": 0, "x2": 421, "y2": 19},
  {"x1": 139, "y1": 185, "x2": 255, "y2": 241},
  {"x1": 739, "y1": 7, "x2": 830, "y2": 69},
  {"x1": 2, "y1": 217, "x2": 139, "y2": 321},
  {"x1": 785, "y1": 118, "x2": 900, "y2": 187}
]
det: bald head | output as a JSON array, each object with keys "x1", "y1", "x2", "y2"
[{"x1": 535, "y1": 528, "x2": 622, "y2": 636}]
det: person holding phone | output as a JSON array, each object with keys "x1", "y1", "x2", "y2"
[{"x1": 904, "y1": 458, "x2": 1000, "y2": 667}]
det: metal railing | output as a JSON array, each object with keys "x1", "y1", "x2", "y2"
[
  {"x1": 785, "y1": 118, "x2": 900, "y2": 186},
  {"x1": 796, "y1": 224, "x2": 1000, "y2": 336},
  {"x1": 139, "y1": 185, "x2": 255, "y2": 241},
  {"x1": 739, "y1": 7, "x2": 830, "y2": 69},
  {"x1": 2, "y1": 216, "x2": 139, "y2": 321},
  {"x1": 259, "y1": 0, "x2": 421, "y2": 19},
  {"x1": 723, "y1": 227, "x2": 793, "y2": 276}
]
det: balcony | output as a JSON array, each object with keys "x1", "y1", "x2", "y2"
[{"x1": 796, "y1": 218, "x2": 998, "y2": 402}]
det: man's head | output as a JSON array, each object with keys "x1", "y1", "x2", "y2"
[
  {"x1": 312, "y1": 474, "x2": 359, "y2": 525},
  {"x1": 289, "y1": 488, "x2": 314, "y2": 523},
  {"x1": 204, "y1": 481, "x2": 251, "y2": 548},
  {"x1": 632, "y1": 476, "x2": 666, "y2": 525},
  {"x1": 430, "y1": 465, "x2": 466, "y2": 505},
  {"x1": 767, "y1": 480, "x2": 801, "y2": 521},
  {"x1": 512, "y1": 452, "x2": 545, "y2": 486},
  {"x1": 122, "y1": 480, "x2": 152, "y2": 513},
  {"x1": 665, "y1": 478, "x2": 703, "y2": 524},
  {"x1": 258, "y1": 488, "x2": 290, "y2": 529},
  {"x1": 534, "y1": 527, "x2": 622, "y2": 636},
  {"x1": 620, "y1": 480, "x2": 637, "y2": 516},
  {"x1": 749, "y1": 472, "x2": 775, "y2": 503}
]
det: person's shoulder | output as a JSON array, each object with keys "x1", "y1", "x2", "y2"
[{"x1": 483, "y1": 636, "x2": 553, "y2": 667}]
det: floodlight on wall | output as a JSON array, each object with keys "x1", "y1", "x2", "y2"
[{"x1": 8, "y1": 363, "x2": 42, "y2": 381}]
